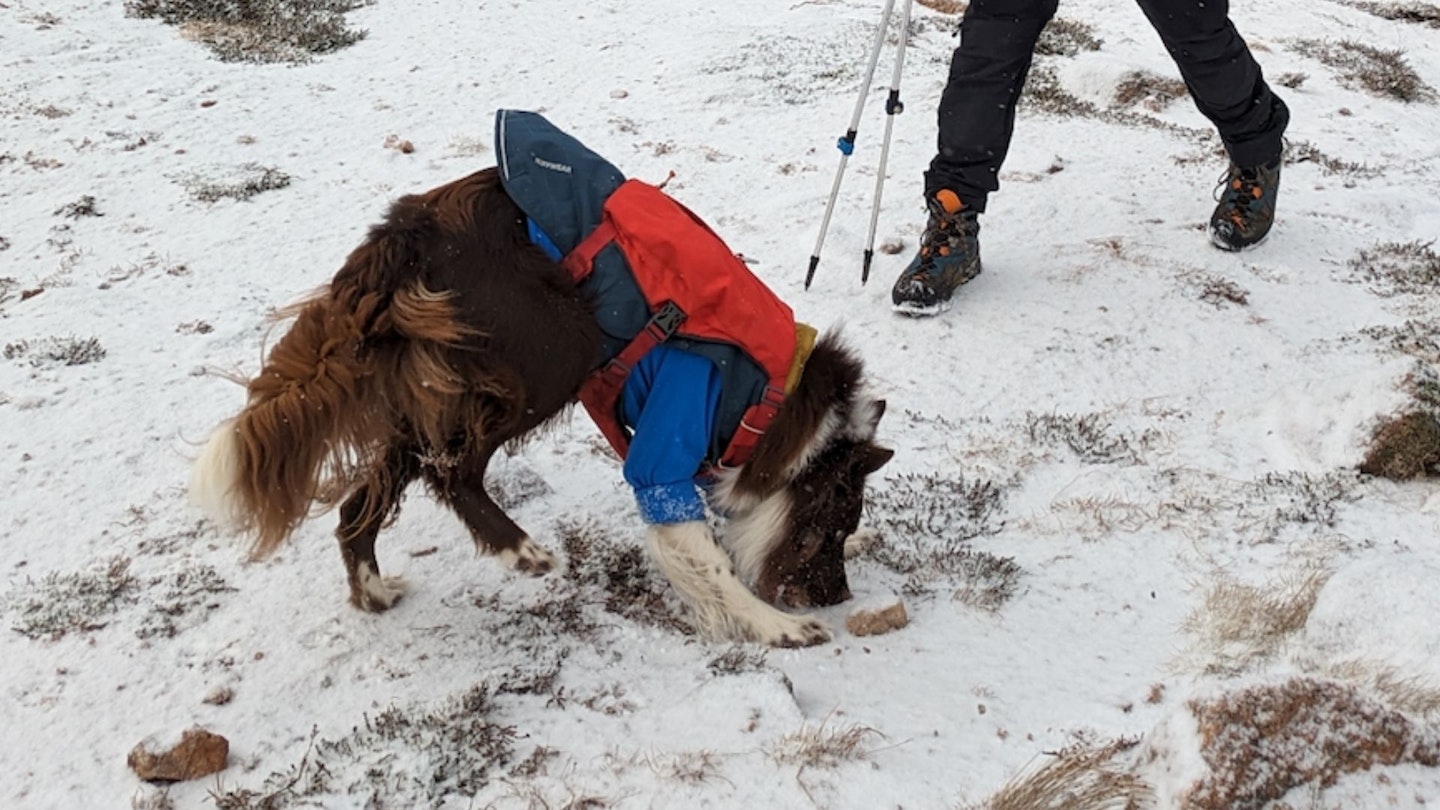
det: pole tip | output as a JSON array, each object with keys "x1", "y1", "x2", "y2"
[{"x1": 805, "y1": 255, "x2": 820, "y2": 290}]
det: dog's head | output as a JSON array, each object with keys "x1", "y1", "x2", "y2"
[{"x1": 714, "y1": 334, "x2": 893, "y2": 608}]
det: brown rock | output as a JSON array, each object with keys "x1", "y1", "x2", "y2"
[
  {"x1": 845, "y1": 599, "x2": 908, "y2": 637},
  {"x1": 128, "y1": 727, "x2": 229, "y2": 783},
  {"x1": 383, "y1": 134, "x2": 415, "y2": 154}
]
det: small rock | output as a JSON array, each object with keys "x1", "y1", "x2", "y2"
[
  {"x1": 202, "y1": 686, "x2": 233, "y2": 706},
  {"x1": 846, "y1": 597, "x2": 908, "y2": 637},
  {"x1": 878, "y1": 237, "x2": 906, "y2": 256},
  {"x1": 610, "y1": 89, "x2": 629, "y2": 99},
  {"x1": 128, "y1": 727, "x2": 229, "y2": 783},
  {"x1": 383, "y1": 134, "x2": 415, "y2": 154}
]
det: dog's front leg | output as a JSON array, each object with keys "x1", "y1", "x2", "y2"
[{"x1": 645, "y1": 521, "x2": 831, "y2": 648}]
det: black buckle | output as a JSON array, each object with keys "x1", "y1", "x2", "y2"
[
  {"x1": 645, "y1": 300, "x2": 687, "y2": 341},
  {"x1": 761, "y1": 385, "x2": 786, "y2": 409}
]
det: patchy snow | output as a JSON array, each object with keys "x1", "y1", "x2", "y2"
[{"x1": 3, "y1": 0, "x2": 1440, "y2": 807}]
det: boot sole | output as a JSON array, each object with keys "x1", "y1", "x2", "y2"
[
  {"x1": 891, "y1": 299, "x2": 952, "y2": 318},
  {"x1": 1208, "y1": 224, "x2": 1272, "y2": 252}
]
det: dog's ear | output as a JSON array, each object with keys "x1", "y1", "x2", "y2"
[
  {"x1": 858, "y1": 444, "x2": 894, "y2": 475},
  {"x1": 850, "y1": 398, "x2": 886, "y2": 440},
  {"x1": 869, "y1": 399, "x2": 887, "y2": 430}
]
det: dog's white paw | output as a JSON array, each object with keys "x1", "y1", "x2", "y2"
[
  {"x1": 499, "y1": 536, "x2": 557, "y2": 576},
  {"x1": 353, "y1": 563, "x2": 406, "y2": 612},
  {"x1": 756, "y1": 614, "x2": 832, "y2": 649},
  {"x1": 843, "y1": 527, "x2": 880, "y2": 560}
]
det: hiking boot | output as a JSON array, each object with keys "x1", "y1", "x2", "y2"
[
  {"x1": 891, "y1": 189, "x2": 982, "y2": 317},
  {"x1": 1209, "y1": 159, "x2": 1281, "y2": 251}
]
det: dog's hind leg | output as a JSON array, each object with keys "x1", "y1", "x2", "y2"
[
  {"x1": 336, "y1": 442, "x2": 421, "y2": 612},
  {"x1": 425, "y1": 448, "x2": 556, "y2": 576}
]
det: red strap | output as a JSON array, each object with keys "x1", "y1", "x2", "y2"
[
  {"x1": 577, "y1": 301, "x2": 687, "y2": 460},
  {"x1": 561, "y1": 219, "x2": 617, "y2": 282},
  {"x1": 715, "y1": 384, "x2": 787, "y2": 470}
]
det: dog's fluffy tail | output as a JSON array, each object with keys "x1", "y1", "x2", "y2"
[{"x1": 191, "y1": 180, "x2": 485, "y2": 558}]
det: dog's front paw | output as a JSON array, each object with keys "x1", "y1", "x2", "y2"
[
  {"x1": 765, "y1": 615, "x2": 832, "y2": 649},
  {"x1": 843, "y1": 527, "x2": 880, "y2": 560},
  {"x1": 499, "y1": 536, "x2": 557, "y2": 576}
]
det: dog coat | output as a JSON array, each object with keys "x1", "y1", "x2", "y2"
[{"x1": 495, "y1": 109, "x2": 810, "y2": 478}]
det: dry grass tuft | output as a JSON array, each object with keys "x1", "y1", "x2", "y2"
[
  {"x1": 1291, "y1": 38, "x2": 1438, "y2": 102},
  {"x1": 966, "y1": 739, "x2": 1152, "y2": 810},
  {"x1": 768, "y1": 718, "x2": 881, "y2": 770},
  {"x1": 1186, "y1": 678, "x2": 1440, "y2": 809},
  {"x1": 1359, "y1": 410, "x2": 1440, "y2": 479},
  {"x1": 1113, "y1": 71, "x2": 1188, "y2": 109},
  {"x1": 1181, "y1": 564, "x2": 1331, "y2": 675},
  {"x1": 1323, "y1": 660, "x2": 1440, "y2": 717}
]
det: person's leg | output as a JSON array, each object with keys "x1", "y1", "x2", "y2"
[
  {"x1": 925, "y1": 0, "x2": 1061, "y2": 212},
  {"x1": 894, "y1": 0, "x2": 1058, "y2": 315},
  {"x1": 1132, "y1": 0, "x2": 1288, "y2": 168},
  {"x1": 1135, "y1": 0, "x2": 1288, "y2": 249}
]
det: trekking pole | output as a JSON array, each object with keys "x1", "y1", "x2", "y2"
[
  {"x1": 805, "y1": 0, "x2": 898, "y2": 290},
  {"x1": 862, "y1": 0, "x2": 912, "y2": 285}
]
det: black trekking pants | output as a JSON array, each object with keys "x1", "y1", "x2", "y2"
[{"x1": 926, "y1": 0, "x2": 1289, "y2": 211}]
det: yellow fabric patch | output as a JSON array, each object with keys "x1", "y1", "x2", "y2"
[{"x1": 785, "y1": 322, "x2": 818, "y2": 394}]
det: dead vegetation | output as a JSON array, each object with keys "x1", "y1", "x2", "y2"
[
  {"x1": 861, "y1": 471, "x2": 1021, "y2": 608},
  {"x1": 3, "y1": 335, "x2": 107, "y2": 367},
  {"x1": 1349, "y1": 239, "x2": 1440, "y2": 296},
  {"x1": 1320, "y1": 660, "x2": 1440, "y2": 717},
  {"x1": 1181, "y1": 563, "x2": 1332, "y2": 675},
  {"x1": 1347, "y1": 0, "x2": 1440, "y2": 26},
  {"x1": 134, "y1": 563, "x2": 235, "y2": 640},
  {"x1": 1285, "y1": 138, "x2": 1379, "y2": 177},
  {"x1": 179, "y1": 163, "x2": 292, "y2": 203},
  {"x1": 1022, "y1": 63, "x2": 1214, "y2": 145},
  {"x1": 212, "y1": 685, "x2": 520, "y2": 808},
  {"x1": 53, "y1": 195, "x2": 101, "y2": 219},
  {"x1": 1036, "y1": 18, "x2": 1103, "y2": 57},
  {"x1": 558, "y1": 518, "x2": 688, "y2": 633},
  {"x1": 1239, "y1": 471, "x2": 1359, "y2": 537},
  {"x1": 1360, "y1": 319, "x2": 1440, "y2": 362},
  {"x1": 699, "y1": 28, "x2": 867, "y2": 106},
  {"x1": 1185, "y1": 678, "x2": 1440, "y2": 809},
  {"x1": 1025, "y1": 411, "x2": 1164, "y2": 465},
  {"x1": 1113, "y1": 70, "x2": 1188, "y2": 110},
  {"x1": 9, "y1": 557, "x2": 138, "y2": 640},
  {"x1": 706, "y1": 645, "x2": 770, "y2": 676},
  {"x1": 125, "y1": 0, "x2": 371, "y2": 64},
  {"x1": 964, "y1": 738, "x2": 1151, "y2": 810},
  {"x1": 768, "y1": 717, "x2": 880, "y2": 769},
  {"x1": 1359, "y1": 410, "x2": 1440, "y2": 478},
  {"x1": 1291, "y1": 38, "x2": 1438, "y2": 102}
]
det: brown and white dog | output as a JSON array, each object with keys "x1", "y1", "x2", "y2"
[{"x1": 189, "y1": 168, "x2": 891, "y2": 647}]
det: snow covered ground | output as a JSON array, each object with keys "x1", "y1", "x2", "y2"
[{"x1": 3, "y1": 0, "x2": 1440, "y2": 807}]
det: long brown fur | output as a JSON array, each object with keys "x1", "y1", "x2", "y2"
[{"x1": 219, "y1": 169, "x2": 598, "y2": 560}]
